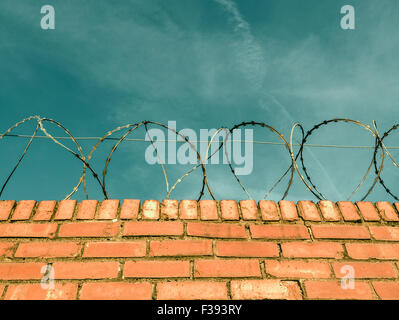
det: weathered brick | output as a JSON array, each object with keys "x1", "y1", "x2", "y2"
[
  {"x1": 199, "y1": 200, "x2": 218, "y2": 220},
  {"x1": 123, "y1": 221, "x2": 183, "y2": 236},
  {"x1": 304, "y1": 280, "x2": 373, "y2": 299},
  {"x1": 259, "y1": 200, "x2": 279, "y2": 221},
  {"x1": 278, "y1": 200, "x2": 298, "y2": 221},
  {"x1": 376, "y1": 201, "x2": 399, "y2": 221},
  {"x1": 15, "y1": 242, "x2": 81, "y2": 258},
  {"x1": 369, "y1": 226, "x2": 399, "y2": 241},
  {"x1": 58, "y1": 222, "x2": 120, "y2": 238},
  {"x1": 54, "y1": 200, "x2": 76, "y2": 220},
  {"x1": 76, "y1": 200, "x2": 98, "y2": 220},
  {"x1": 11, "y1": 200, "x2": 35, "y2": 220},
  {"x1": 0, "y1": 223, "x2": 57, "y2": 238},
  {"x1": 120, "y1": 199, "x2": 140, "y2": 220},
  {"x1": 346, "y1": 243, "x2": 399, "y2": 260},
  {"x1": 265, "y1": 260, "x2": 331, "y2": 278},
  {"x1": 179, "y1": 200, "x2": 198, "y2": 219},
  {"x1": 194, "y1": 259, "x2": 261, "y2": 278},
  {"x1": 372, "y1": 281, "x2": 399, "y2": 300},
  {"x1": 33, "y1": 201, "x2": 56, "y2": 221},
  {"x1": 239, "y1": 200, "x2": 258, "y2": 220},
  {"x1": 150, "y1": 240, "x2": 212, "y2": 256},
  {"x1": 5, "y1": 283, "x2": 78, "y2": 300},
  {"x1": 318, "y1": 200, "x2": 341, "y2": 221},
  {"x1": 220, "y1": 200, "x2": 239, "y2": 220},
  {"x1": 337, "y1": 201, "x2": 361, "y2": 221},
  {"x1": 157, "y1": 281, "x2": 228, "y2": 300},
  {"x1": 216, "y1": 241, "x2": 279, "y2": 257},
  {"x1": 124, "y1": 260, "x2": 190, "y2": 278},
  {"x1": 142, "y1": 200, "x2": 160, "y2": 220},
  {"x1": 52, "y1": 261, "x2": 119, "y2": 279},
  {"x1": 356, "y1": 201, "x2": 381, "y2": 221},
  {"x1": 161, "y1": 199, "x2": 178, "y2": 219},
  {"x1": 97, "y1": 200, "x2": 119, "y2": 220},
  {"x1": 0, "y1": 262, "x2": 44, "y2": 280},
  {"x1": 281, "y1": 242, "x2": 344, "y2": 258},
  {"x1": 187, "y1": 222, "x2": 246, "y2": 238},
  {"x1": 0, "y1": 242, "x2": 15, "y2": 257},
  {"x1": 311, "y1": 225, "x2": 370, "y2": 239},
  {"x1": 298, "y1": 201, "x2": 321, "y2": 221},
  {"x1": 230, "y1": 280, "x2": 302, "y2": 300},
  {"x1": 80, "y1": 282, "x2": 152, "y2": 300},
  {"x1": 250, "y1": 224, "x2": 310, "y2": 239},
  {"x1": 83, "y1": 241, "x2": 146, "y2": 257},
  {"x1": 332, "y1": 262, "x2": 397, "y2": 279},
  {"x1": 0, "y1": 200, "x2": 15, "y2": 220}
]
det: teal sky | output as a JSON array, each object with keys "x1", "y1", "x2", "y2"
[{"x1": 1, "y1": 0, "x2": 399, "y2": 202}]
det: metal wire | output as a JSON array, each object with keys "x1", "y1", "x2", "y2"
[{"x1": 1, "y1": 116, "x2": 398, "y2": 201}]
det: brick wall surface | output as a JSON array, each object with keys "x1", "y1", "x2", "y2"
[{"x1": 0, "y1": 199, "x2": 399, "y2": 300}]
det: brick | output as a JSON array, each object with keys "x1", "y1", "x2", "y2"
[
  {"x1": 216, "y1": 241, "x2": 279, "y2": 257},
  {"x1": 83, "y1": 241, "x2": 146, "y2": 257},
  {"x1": 369, "y1": 226, "x2": 399, "y2": 241},
  {"x1": 332, "y1": 262, "x2": 397, "y2": 279},
  {"x1": 11, "y1": 200, "x2": 35, "y2": 220},
  {"x1": 179, "y1": 200, "x2": 197, "y2": 219},
  {"x1": 220, "y1": 200, "x2": 239, "y2": 220},
  {"x1": 124, "y1": 260, "x2": 190, "y2": 278},
  {"x1": 265, "y1": 260, "x2": 331, "y2": 278},
  {"x1": 0, "y1": 200, "x2": 15, "y2": 220},
  {"x1": 157, "y1": 281, "x2": 228, "y2": 300},
  {"x1": 231, "y1": 280, "x2": 302, "y2": 300},
  {"x1": 337, "y1": 201, "x2": 361, "y2": 221},
  {"x1": 376, "y1": 202, "x2": 399, "y2": 221},
  {"x1": 239, "y1": 200, "x2": 258, "y2": 220},
  {"x1": 311, "y1": 225, "x2": 370, "y2": 239},
  {"x1": 281, "y1": 242, "x2": 344, "y2": 258},
  {"x1": 278, "y1": 200, "x2": 298, "y2": 221},
  {"x1": 187, "y1": 222, "x2": 246, "y2": 238},
  {"x1": 356, "y1": 201, "x2": 380, "y2": 221},
  {"x1": 346, "y1": 243, "x2": 399, "y2": 260},
  {"x1": 298, "y1": 201, "x2": 321, "y2": 221},
  {"x1": 150, "y1": 240, "x2": 212, "y2": 256},
  {"x1": 142, "y1": 200, "x2": 160, "y2": 220},
  {"x1": 199, "y1": 200, "x2": 218, "y2": 220},
  {"x1": 318, "y1": 200, "x2": 341, "y2": 221},
  {"x1": 54, "y1": 200, "x2": 76, "y2": 220},
  {"x1": 161, "y1": 199, "x2": 178, "y2": 219},
  {"x1": 373, "y1": 282, "x2": 399, "y2": 300},
  {"x1": 15, "y1": 242, "x2": 81, "y2": 258},
  {"x1": 5, "y1": 283, "x2": 78, "y2": 300},
  {"x1": 33, "y1": 201, "x2": 56, "y2": 221},
  {"x1": 304, "y1": 280, "x2": 373, "y2": 299},
  {"x1": 250, "y1": 224, "x2": 310, "y2": 239},
  {"x1": 80, "y1": 282, "x2": 152, "y2": 300},
  {"x1": 120, "y1": 199, "x2": 140, "y2": 219},
  {"x1": 58, "y1": 222, "x2": 120, "y2": 238},
  {"x1": 52, "y1": 261, "x2": 119, "y2": 279},
  {"x1": 97, "y1": 199, "x2": 119, "y2": 220},
  {"x1": 0, "y1": 262, "x2": 44, "y2": 280},
  {"x1": 0, "y1": 223, "x2": 57, "y2": 238},
  {"x1": 259, "y1": 200, "x2": 279, "y2": 221},
  {"x1": 76, "y1": 200, "x2": 98, "y2": 220},
  {"x1": 123, "y1": 221, "x2": 183, "y2": 236},
  {"x1": 194, "y1": 259, "x2": 261, "y2": 277},
  {"x1": 0, "y1": 242, "x2": 15, "y2": 257}
]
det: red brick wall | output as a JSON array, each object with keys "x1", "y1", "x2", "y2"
[{"x1": 0, "y1": 199, "x2": 399, "y2": 300}]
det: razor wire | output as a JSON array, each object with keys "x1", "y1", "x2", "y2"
[{"x1": 0, "y1": 116, "x2": 398, "y2": 201}]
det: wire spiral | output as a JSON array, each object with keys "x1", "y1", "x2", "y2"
[{"x1": 0, "y1": 116, "x2": 397, "y2": 201}]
